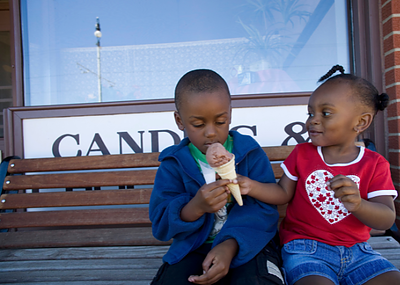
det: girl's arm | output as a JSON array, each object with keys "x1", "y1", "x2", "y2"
[
  {"x1": 329, "y1": 175, "x2": 396, "y2": 230},
  {"x1": 236, "y1": 173, "x2": 296, "y2": 205},
  {"x1": 354, "y1": 196, "x2": 396, "y2": 230}
]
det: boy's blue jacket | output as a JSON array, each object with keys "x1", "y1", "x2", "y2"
[{"x1": 149, "y1": 131, "x2": 279, "y2": 268}]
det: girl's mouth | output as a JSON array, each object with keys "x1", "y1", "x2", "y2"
[{"x1": 308, "y1": 130, "x2": 322, "y2": 136}]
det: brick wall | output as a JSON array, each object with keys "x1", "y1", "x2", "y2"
[{"x1": 381, "y1": 0, "x2": 400, "y2": 230}]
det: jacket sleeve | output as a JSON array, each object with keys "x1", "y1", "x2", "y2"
[
  {"x1": 213, "y1": 147, "x2": 279, "y2": 268},
  {"x1": 149, "y1": 157, "x2": 211, "y2": 242}
]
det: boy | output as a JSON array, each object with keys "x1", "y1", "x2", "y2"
[{"x1": 149, "y1": 69, "x2": 283, "y2": 284}]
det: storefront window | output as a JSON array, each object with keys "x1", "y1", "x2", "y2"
[{"x1": 21, "y1": 0, "x2": 349, "y2": 105}]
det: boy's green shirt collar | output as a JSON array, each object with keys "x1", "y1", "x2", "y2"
[{"x1": 188, "y1": 135, "x2": 233, "y2": 167}]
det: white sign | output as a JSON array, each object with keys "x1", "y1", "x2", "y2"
[{"x1": 23, "y1": 105, "x2": 308, "y2": 158}]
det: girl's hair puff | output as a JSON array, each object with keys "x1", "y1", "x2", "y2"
[{"x1": 318, "y1": 65, "x2": 389, "y2": 114}]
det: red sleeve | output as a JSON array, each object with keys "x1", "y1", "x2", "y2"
[{"x1": 367, "y1": 155, "x2": 397, "y2": 199}]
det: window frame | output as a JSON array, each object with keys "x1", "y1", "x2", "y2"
[{"x1": 5, "y1": 0, "x2": 386, "y2": 156}]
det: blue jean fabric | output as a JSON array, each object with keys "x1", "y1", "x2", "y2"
[{"x1": 281, "y1": 239, "x2": 399, "y2": 285}]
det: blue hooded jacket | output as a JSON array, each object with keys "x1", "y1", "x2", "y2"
[{"x1": 149, "y1": 130, "x2": 279, "y2": 268}]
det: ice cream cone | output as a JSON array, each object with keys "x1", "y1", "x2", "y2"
[{"x1": 212, "y1": 154, "x2": 243, "y2": 206}]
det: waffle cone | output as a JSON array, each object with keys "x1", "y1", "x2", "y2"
[{"x1": 212, "y1": 154, "x2": 243, "y2": 206}]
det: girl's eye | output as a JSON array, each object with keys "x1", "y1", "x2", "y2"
[
  {"x1": 216, "y1": 121, "x2": 226, "y2": 125},
  {"x1": 322, "y1": 111, "x2": 331, "y2": 116},
  {"x1": 307, "y1": 112, "x2": 314, "y2": 117}
]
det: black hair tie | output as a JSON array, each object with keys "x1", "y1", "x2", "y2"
[{"x1": 377, "y1": 93, "x2": 389, "y2": 111}]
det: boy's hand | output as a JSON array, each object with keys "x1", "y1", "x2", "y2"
[
  {"x1": 328, "y1": 175, "x2": 362, "y2": 212},
  {"x1": 195, "y1": 179, "x2": 231, "y2": 213},
  {"x1": 180, "y1": 179, "x2": 231, "y2": 222},
  {"x1": 188, "y1": 239, "x2": 238, "y2": 284}
]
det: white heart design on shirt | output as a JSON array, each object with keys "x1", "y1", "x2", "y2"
[{"x1": 305, "y1": 170, "x2": 360, "y2": 224}]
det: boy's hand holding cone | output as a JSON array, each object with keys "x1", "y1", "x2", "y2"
[{"x1": 206, "y1": 143, "x2": 243, "y2": 206}]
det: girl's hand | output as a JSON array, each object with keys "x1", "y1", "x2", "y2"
[
  {"x1": 233, "y1": 174, "x2": 253, "y2": 195},
  {"x1": 328, "y1": 175, "x2": 362, "y2": 212},
  {"x1": 329, "y1": 175, "x2": 396, "y2": 230},
  {"x1": 188, "y1": 239, "x2": 238, "y2": 284}
]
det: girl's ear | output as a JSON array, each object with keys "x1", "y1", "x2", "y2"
[
  {"x1": 174, "y1": 111, "x2": 185, "y2": 131},
  {"x1": 354, "y1": 112, "x2": 374, "y2": 133}
]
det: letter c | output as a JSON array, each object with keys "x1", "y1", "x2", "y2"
[{"x1": 52, "y1": 134, "x2": 82, "y2": 157}]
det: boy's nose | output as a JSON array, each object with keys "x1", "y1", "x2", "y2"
[{"x1": 205, "y1": 125, "x2": 216, "y2": 137}]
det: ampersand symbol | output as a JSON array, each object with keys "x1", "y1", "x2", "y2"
[{"x1": 281, "y1": 122, "x2": 309, "y2": 146}]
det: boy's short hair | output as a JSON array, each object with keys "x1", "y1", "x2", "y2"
[{"x1": 174, "y1": 69, "x2": 231, "y2": 112}]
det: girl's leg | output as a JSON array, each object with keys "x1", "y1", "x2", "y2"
[
  {"x1": 342, "y1": 242, "x2": 400, "y2": 285},
  {"x1": 294, "y1": 275, "x2": 335, "y2": 285},
  {"x1": 281, "y1": 240, "x2": 340, "y2": 285},
  {"x1": 364, "y1": 270, "x2": 400, "y2": 285}
]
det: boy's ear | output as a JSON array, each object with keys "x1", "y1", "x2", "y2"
[
  {"x1": 355, "y1": 112, "x2": 374, "y2": 133},
  {"x1": 174, "y1": 111, "x2": 185, "y2": 131}
]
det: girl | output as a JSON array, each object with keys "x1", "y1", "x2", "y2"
[{"x1": 236, "y1": 65, "x2": 400, "y2": 284}]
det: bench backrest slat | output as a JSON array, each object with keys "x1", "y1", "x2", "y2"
[
  {"x1": 0, "y1": 208, "x2": 150, "y2": 229},
  {"x1": 0, "y1": 228, "x2": 167, "y2": 248},
  {"x1": 3, "y1": 170, "x2": 157, "y2": 190},
  {"x1": 7, "y1": 152, "x2": 161, "y2": 173},
  {"x1": 271, "y1": 165, "x2": 283, "y2": 179},
  {"x1": 3, "y1": 160, "x2": 283, "y2": 191},
  {"x1": 263, "y1": 145, "x2": 295, "y2": 161},
  {"x1": 0, "y1": 188, "x2": 152, "y2": 209}
]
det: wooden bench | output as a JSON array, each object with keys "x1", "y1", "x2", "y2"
[{"x1": 0, "y1": 145, "x2": 399, "y2": 283}]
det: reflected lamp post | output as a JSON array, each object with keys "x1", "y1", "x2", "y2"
[{"x1": 94, "y1": 17, "x2": 102, "y2": 102}]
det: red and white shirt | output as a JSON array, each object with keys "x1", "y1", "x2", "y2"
[{"x1": 280, "y1": 143, "x2": 397, "y2": 247}]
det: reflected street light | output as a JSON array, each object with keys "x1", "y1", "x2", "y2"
[{"x1": 94, "y1": 17, "x2": 102, "y2": 102}]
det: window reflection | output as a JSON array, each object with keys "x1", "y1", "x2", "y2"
[{"x1": 21, "y1": 0, "x2": 349, "y2": 105}]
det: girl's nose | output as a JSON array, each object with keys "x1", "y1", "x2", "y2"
[{"x1": 308, "y1": 115, "x2": 320, "y2": 125}]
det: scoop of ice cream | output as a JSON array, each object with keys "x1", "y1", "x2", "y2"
[
  {"x1": 206, "y1": 143, "x2": 233, "y2": 168},
  {"x1": 206, "y1": 143, "x2": 242, "y2": 205}
]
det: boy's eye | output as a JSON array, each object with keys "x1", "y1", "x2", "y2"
[
  {"x1": 216, "y1": 121, "x2": 226, "y2": 125},
  {"x1": 307, "y1": 112, "x2": 314, "y2": 117},
  {"x1": 322, "y1": 111, "x2": 331, "y2": 116},
  {"x1": 191, "y1": 121, "x2": 204, "y2": 128}
]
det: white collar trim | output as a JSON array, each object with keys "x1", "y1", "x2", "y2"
[{"x1": 317, "y1": 146, "x2": 365, "y2": 167}]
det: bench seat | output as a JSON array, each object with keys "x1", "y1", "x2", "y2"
[{"x1": 1, "y1": 236, "x2": 399, "y2": 283}]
